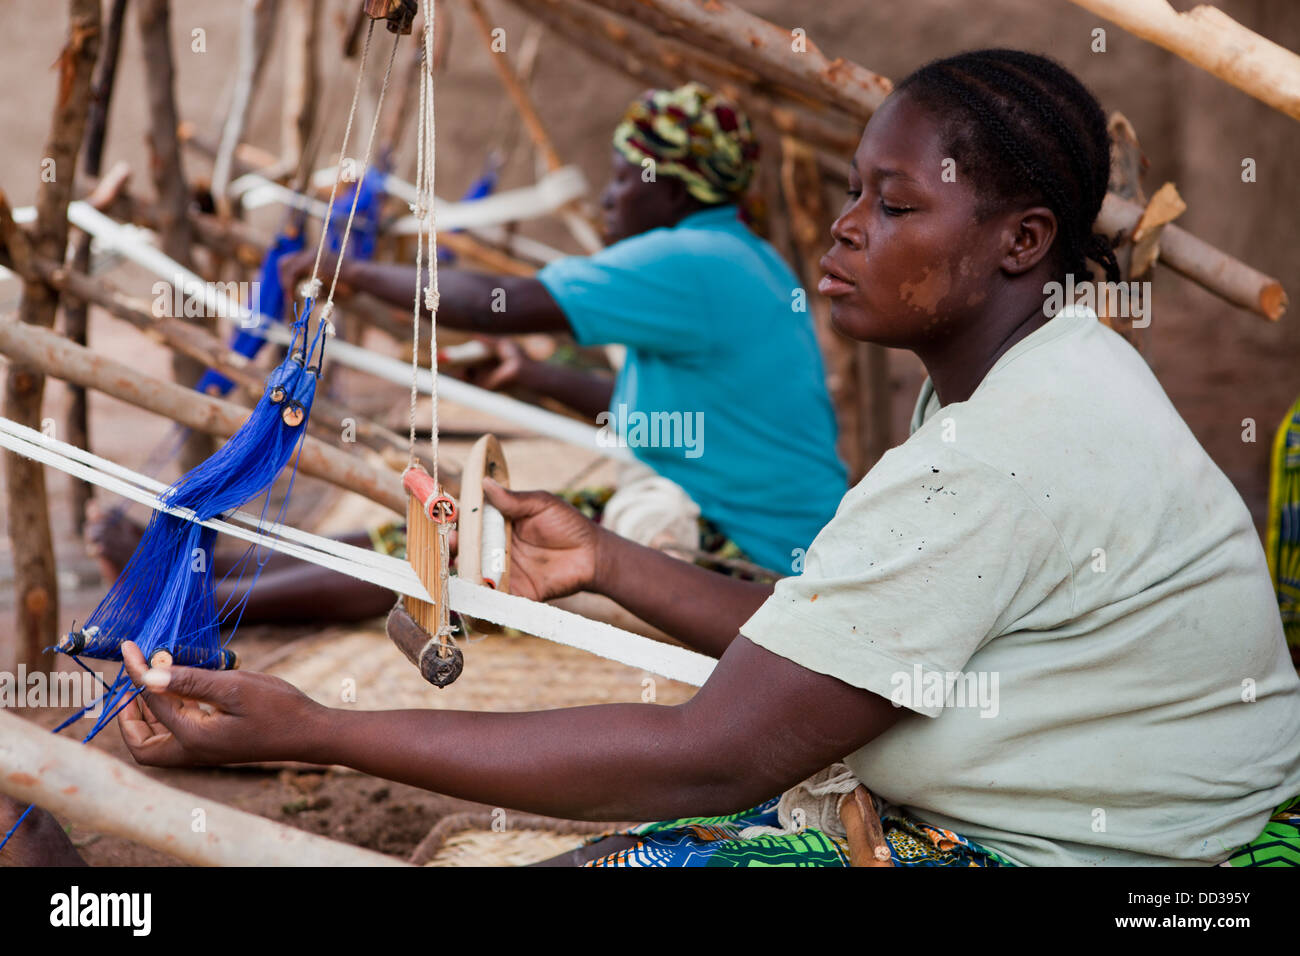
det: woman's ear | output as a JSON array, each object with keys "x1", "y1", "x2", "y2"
[{"x1": 1001, "y1": 206, "x2": 1058, "y2": 276}]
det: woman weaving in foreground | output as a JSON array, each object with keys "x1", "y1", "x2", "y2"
[{"x1": 15, "y1": 49, "x2": 1298, "y2": 867}]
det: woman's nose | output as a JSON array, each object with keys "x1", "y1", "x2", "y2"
[{"x1": 830, "y1": 209, "x2": 866, "y2": 251}]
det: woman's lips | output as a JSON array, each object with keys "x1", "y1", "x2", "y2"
[
  {"x1": 817, "y1": 257, "x2": 855, "y2": 296},
  {"x1": 817, "y1": 273, "x2": 854, "y2": 296}
]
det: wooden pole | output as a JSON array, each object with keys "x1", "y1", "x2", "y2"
[
  {"x1": 1, "y1": 0, "x2": 100, "y2": 677},
  {"x1": 779, "y1": 137, "x2": 863, "y2": 478},
  {"x1": 574, "y1": 0, "x2": 893, "y2": 121},
  {"x1": 1066, "y1": 0, "x2": 1300, "y2": 122},
  {"x1": 212, "y1": 0, "x2": 282, "y2": 216},
  {"x1": 64, "y1": 0, "x2": 130, "y2": 536},
  {"x1": 283, "y1": 0, "x2": 322, "y2": 186},
  {"x1": 137, "y1": 0, "x2": 214, "y2": 472},
  {"x1": 838, "y1": 786, "x2": 892, "y2": 867},
  {"x1": 507, "y1": 0, "x2": 861, "y2": 158},
  {"x1": 0, "y1": 317, "x2": 414, "y2": 513},
  {"x1": 82, "y1": 0, "x2": 129, "y2": 178},
  {"x1": 0, "y1": 710, "x2": 407, "y2": 866},
  {"x1": 459, "y1": 0, "x2": 603, "y2": 254},
  {"x1": 1096, "y1": 191, "x2": 1287, "y2": 320}
]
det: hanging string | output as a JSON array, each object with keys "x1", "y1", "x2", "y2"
[
  {"x1": 319, "y1": 29, "x2": 402, "y2": 333},
  {"x1": 306, "y1": 19, "x2": 376, "y2": 303},
  {"x1": 410, "y1": 0, "x2": 441, "y2": 484},
  {"x1": 408, "y1": 0, "x2": 454, "y2": 650},
  {"x1": 303, "y1": 17, "x2": 402, "y2": 370}
]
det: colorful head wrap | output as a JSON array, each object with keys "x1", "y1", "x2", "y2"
[{"x1": 612, "y1": 82, "x2": 759, "y2": 205}]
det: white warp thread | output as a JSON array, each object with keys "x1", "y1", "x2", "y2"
[{"x1": 0, "y1": 418, "x2": 714, "y2": 687}]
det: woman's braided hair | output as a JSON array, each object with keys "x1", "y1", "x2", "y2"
[{"x1": 896, "y1": 49, "x2": 1121, "y2": 283}]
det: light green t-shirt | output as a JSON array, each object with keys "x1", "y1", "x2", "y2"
[{"x1": 741, "y1": 306, "x2": 1300, "y2": 866}]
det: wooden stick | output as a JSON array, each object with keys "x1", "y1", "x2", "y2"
[
  {"x1": 779, "y1": 136, "x2": 863, "y2": 478},
  {"x1": 65, "y1": 167, "x2": 133, "y2": 534},
  {"x1": 1, "y1": 0, "x2": 100, "y2": 678},
  {"x1": 64, "y1": 0, "x2": 131, "y2": 537},
  {"x1": 137, "y1": 0, "x2": 214, "y2": 472},
  {"x1": 1096, "y1": 191, "x2": 1287, "y2": 320},
  {"x1": 0, "y1": 316, "x2": 413, "y2": 514},
  {"x1": 838, "y1": 785, "x2": 892, "y2": 867},
  {"x1": 82, "y1": 0, "x2": 129, "y2": 180},
  {"x1": 510, "y1": 0, "x2": 860, "y2": 158},
  {"x1": 213, "y1": 0, "x2": 282, "y2": 216},
  {"x1": 282, "y1": 0, "x2": 321, "y2": 185},
  {"x1": 459, "y1": 0, "x2": 603, "y2": 254},
  {"x1": 1066, "y1": 0, "x2": 1300, "y2": 122},
  {"x1": 0, "y1": 710, "x2": 407, "y2": 866},
  {"x1": 575, "y1": 0, "x2": 893, "y2": 121},
  {"x1": 1106, "y1": 112, "x2": 1147, "y2": 281}
]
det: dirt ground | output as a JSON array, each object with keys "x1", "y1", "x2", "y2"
[{"x1": 0, "y1": 0, "x2": 1297, "y2": 865}]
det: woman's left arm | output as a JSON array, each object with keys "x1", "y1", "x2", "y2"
[{"x1": 119, "y1": 637, "x2": 900, "y2": 822}]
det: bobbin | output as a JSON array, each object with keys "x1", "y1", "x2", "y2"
[{"x1": 386, "y1": 462, "x2": 463, "y2": 687}]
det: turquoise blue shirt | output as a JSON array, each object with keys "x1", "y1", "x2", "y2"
[{"x1": 537, "y1": 205, "x2": 847, "y2": 571}]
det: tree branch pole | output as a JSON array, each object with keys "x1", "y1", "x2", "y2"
[
  {"x1": 64, "y1": 0, "x2": 130, "y2": 535},
  {"x1": 779, "y1": 137, "x2": 863, "y2": 478},
  {"x1": 507, "y1": 0, "x2": 860, "y2": 157},
  {"x1": 575, "y1": 0, "x2": 893, "y2": 121},
  {"x1": 1102, "y1": 111, "x2": 1149, "y2": 351},
  {"x1": 458, "y1": 0, "x2": 604, "y2": 254},
  {"x1": 283, "y1": 0, "x2": 322, "y2": 186},
  {"x1": 1066, "y1": 0, "x2": 1300, "y2": 122},
  {"x1": 0, "y1": 317, "x2": 414, "y2": 514},
  {"x1": 212, "y1": 0, "x2": 282, "y2": 216},
  {"x1": 1096, "y1": 192, "x2": 1286, "y2": 320},
  {"x1": 0, "y1": 710, "x2": 407, "y2": 867},
  {"x1": 1, "y1": 0, "x2": 100, "y2": 677},
  {"x1": 137, "y1": 0, "x2": 214, "y2": 471}
]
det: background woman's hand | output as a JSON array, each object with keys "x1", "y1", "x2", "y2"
[
  {"x1": 277, "y1": 248, "x2": 337, "y2": 301},
  {"x1": 459, "y1": 337, "x2": 537, "y2": 392},
  {"x1": 483, "y1": 479, "x2": 604, "y2": 601},
  {"x1": 116, "y1": 641, "x2": 326, "y2": 768}
]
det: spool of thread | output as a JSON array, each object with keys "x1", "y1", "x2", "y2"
[{"x1": 480, "y1": 503, "x2": 507, "y2": 589}]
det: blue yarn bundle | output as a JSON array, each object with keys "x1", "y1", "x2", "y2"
[{"x1": 66, "y1": 309, "x2": 325, "y2": 670}]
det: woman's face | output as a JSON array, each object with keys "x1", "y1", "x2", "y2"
[
  {"x1": 819, "y1": 92, "x2": 1017, "y2": 349},
  {"x1": 600, "y1": 151, "x2": 681, "y2": 244}
]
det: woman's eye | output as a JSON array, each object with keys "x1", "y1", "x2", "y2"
[{"x1": 880, "y1": 200, "x2": 913, "y2": 217}]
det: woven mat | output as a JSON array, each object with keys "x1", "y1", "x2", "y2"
[
  {"x1": 260, "y1": 625, "x2": 697, "y2": 712},
  {"x1": 410, "y1": 811, "x2": 628, "y2": 866}
]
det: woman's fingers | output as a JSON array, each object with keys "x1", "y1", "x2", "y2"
[
  {"x1": 482, "y1": 478, "x2": 555, "y2": 520},
  {"x1": 118, "y1": 694, "x2": 162, "y2": 749},
  {"x1": 122, "y1": 641, "x2": 236, "y2": 712}
]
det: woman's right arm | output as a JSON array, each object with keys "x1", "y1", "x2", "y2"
[
  {"x1": 486, "y1": 480, "x2": 774, "y2": 659},
  {"x1": 282, "y1": 252, "x2": 572, "y2": 335}
]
